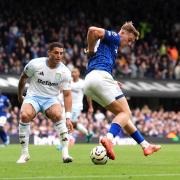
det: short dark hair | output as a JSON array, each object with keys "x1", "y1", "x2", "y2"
[{"x1": 48, "y1": 42, "x2": 64, "y2": 51}]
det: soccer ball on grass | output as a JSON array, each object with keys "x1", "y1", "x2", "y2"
[{"x1": 90, "y1": 146, "x2": 108, "y2": 165}]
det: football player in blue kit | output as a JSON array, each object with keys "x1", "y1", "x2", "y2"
[
  {"x1": 0, "y1": 90, "x2": 11, "y2": 146},
  {"x1": 84, "y1": 22, "x2": 161, "y2": 160}
]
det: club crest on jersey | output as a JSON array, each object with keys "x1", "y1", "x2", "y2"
[
  {"x1": 55, "y1": 73, "x2": 61, "y2": 80},
  {"x1": 112, "y1": 32, "x2": 117, "y2": 36}
]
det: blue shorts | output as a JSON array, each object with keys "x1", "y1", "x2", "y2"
[
  {"x1": 71, "y1": 107, "x2": 81, "y2": 123},
  {"x1": 23, "y1": 96, "x2": 59, "y2": 113}
]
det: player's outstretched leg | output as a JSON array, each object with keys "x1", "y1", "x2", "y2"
[
  {"x1": 105, "y1": 98, "x2": 161, "y2": 158},
  {"x1": 125, "y1": 121, "x2": 161, "y2": 156},
  {"x1": 16, "y1": 122, "x2": 31, "y2": 164},
  {"x1": 143, "y1": 144, "x2": 161, "y2": 156}
]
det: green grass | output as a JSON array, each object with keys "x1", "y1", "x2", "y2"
[{"x1": 0, "y1": 144, "x2": 180, "y2": 180}]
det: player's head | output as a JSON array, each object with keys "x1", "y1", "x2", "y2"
[
  {"x1": 71, "y1": 68, "x2": 80, "y2": 80},
  {"x1": 119, "y1": 21, "x2": 139, "y2": 48},
  {"x1": 47, "y1": 42, "x2": 64, "y2": 65}
]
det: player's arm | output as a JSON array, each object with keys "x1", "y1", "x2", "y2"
[
  {"x1": 18, "y1": 60, "x2": 35, "y2": 103},
  {"x1": 18, "y1": 72, "x2": 29, "y2": 104},
  {"x1": 62, "y1": 70, "x2": 74, "y2": 132},
  {"x1": 86, "y1": 96, "x2": 94, "y2": 114},
  {"x1": 87, "y1": 26, "x2": 105, "y2": 53},
  {"x1": 63, "y1": 90, "x2": 73, "y2": 132},
  {"x1": 63, "y1": 90, "x2": 72, "y2": 115}
]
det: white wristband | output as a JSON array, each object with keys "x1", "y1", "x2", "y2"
[{"x1": 65, "y1": 112, "x2": 72, "y2": 119}]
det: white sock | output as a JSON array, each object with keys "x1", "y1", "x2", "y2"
[
  {"x1": 106, "y1": 132, "x2": 114, "y2": 142},
  {"x1": 77, "y1": 123, "x2": 88, "y2": 135},
  {"x1": 54, "y1": 120, "x2": 69, "y2": 159},
  {"x1": 60, "y1": 132, "x2": 69, "y2": 158},
  {"x1": 140, "y1": 140, "x2": 150, "y2": 149},
  {"x1": 19, "y1": 122, "x2": 30, "y2": 154}
]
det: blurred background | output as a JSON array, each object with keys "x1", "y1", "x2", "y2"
[{"x1": 0, "y1": 0, "x2": 180, "y2": 145}]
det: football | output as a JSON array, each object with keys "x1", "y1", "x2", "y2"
[{"x1": 90, "y1": 146, "x2": 108, "y2": 165}]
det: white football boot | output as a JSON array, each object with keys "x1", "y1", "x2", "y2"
[
  {"x1": 63, "y1": 156, "x2": 73, "y2": 163},
  {"x1": 16, "y1": 153, "x2": 30, "y2": 164}
]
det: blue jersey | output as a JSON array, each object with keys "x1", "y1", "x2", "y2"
[
  {"x1": 0, "y1": 95, "x2": 10, "y2": 117},
  {"x1": 86, "y1": 30, "x2": 120, "y2": 75}
]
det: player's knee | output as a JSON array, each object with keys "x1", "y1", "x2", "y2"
[
  {"x1": 122, "y1": 112, "x2": 130, "y2": 122},
  {"x1": 20, "y1": 112, "x2": 32, "y2": 122},
  {"x1": 126, "y1": 110, "x2": 132, "y2": 119},
  {"x1": 118, "y1": 110, "x2": 132, "y2": 122},
  {"x1": 52, "y1": 113, "x2": 62, "y2": 121}
]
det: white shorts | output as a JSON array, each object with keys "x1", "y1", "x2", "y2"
[
  {"x1": 84, "y1": 70, "x2": 124, "y2": 107},
  {"x1": 71, "y1": 107, "x2": 81, "y2": 123},
  {"x1": 23, "y1": 96, "x2": 59, "y2": 113}
]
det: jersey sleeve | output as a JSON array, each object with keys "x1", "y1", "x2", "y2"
[
  {"x1": 24, "y1": 60, "x2": 35, "y2": 77},
  {"x1": 62, "y1": 70, "x2": 72, "y2": 90},
  {"x1": 103, "y1": 30, "x2": 120, "y2": 46}
]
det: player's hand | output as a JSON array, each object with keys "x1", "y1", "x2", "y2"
[
  {"x1": 84, "y1": 49, "x2": 96, "y2": 58},
  {"x1": 18, "y1": 95, "x2": 24, "y2": 104},
  {"x1": 116, "y1": 81, "x2": 124, "y2": 89},
  {"x1": 66, "y1": 118, "x2": 74, "y2": 133}
]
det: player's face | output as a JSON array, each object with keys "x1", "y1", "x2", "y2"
[
  {"x1": 48, "y1": 47, "x2": 64, "y2": 64},
  {"x1": 119, "y1": 30, "x2": 135, "y2": 48},
  {"x1": 72, "y1": 69, "x2": 80, "y2": 79}
]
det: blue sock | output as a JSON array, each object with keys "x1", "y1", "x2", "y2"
[
  {"x1": 131, "y1": 130, "x2": 144, "y2": 144},
  {"x1": 109, "y1": 123, "x2": 122, "y2": 137}
]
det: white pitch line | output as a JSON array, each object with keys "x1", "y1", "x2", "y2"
[{"x1": 0, "y1": 174, "x2": 180, "y2": 179}]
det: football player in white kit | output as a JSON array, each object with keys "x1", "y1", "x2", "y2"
[
  {"x1": 57, "y1": 68, "x2": 93, "y2": 149},
  {"x1": 71, "y1": 68, "x2": 93, "y2": 142},
  {"x1": 17, "y1": 42, "x2": 74, "y2": 163}
]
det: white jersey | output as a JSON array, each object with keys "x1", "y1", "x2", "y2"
[
  {"x1": 24, "y1": 57, "x2": 71, "y2": 98},
  {"x1": 71, "y1": 79, "x2": 84, "y2": 110},
  {"x1": 58, "y1": 91, "x2": 64, "y2": 106}
]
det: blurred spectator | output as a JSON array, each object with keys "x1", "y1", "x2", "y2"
[
  {"x1": 174, "y1": 61, "x2": 180, "y2": 79},
  {"x1": 94, "y1": 110, "x2": 105, "y2": 122}
]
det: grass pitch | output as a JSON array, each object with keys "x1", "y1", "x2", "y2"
[{"x1": 0, "y1": 144, "x2": 180, "y2": 180}]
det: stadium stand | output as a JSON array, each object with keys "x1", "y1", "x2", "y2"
[{"x1": 0, "y1": 0, "x2": 179, "y2": 79}]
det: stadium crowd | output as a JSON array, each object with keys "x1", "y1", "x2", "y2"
[
  {"x1": 4, "y1": 105, "x2": 180, "y2": 138},
  {"x1": 0, "y1": 0, "x2": 180, "y2": 79}
]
